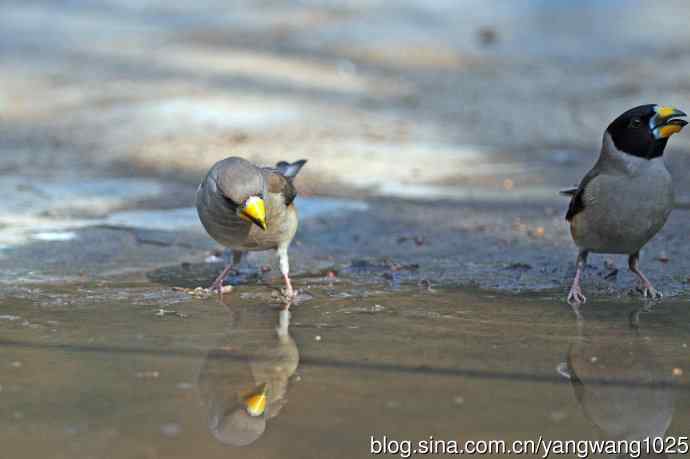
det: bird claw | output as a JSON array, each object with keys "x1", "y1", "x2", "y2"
[
  {"x1": 567, "y1": 287, "x2": 587, "y2": 306},
  {"x1": 282, "y1": 286, "x2": 296, "y2": 300},
  {"x1": 637, "y1": 284, "x2": 662, "y2": 300},
  {"x1": 208, "y1": 281, "x2": 223, "y2": 292},
  {"x1": 208, "y1": 281, "x2": 233, "y2": 295}
]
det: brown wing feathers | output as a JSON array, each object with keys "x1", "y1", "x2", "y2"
[{"x1": 264, "y1": 159, "x2": 307, "y2": 206}]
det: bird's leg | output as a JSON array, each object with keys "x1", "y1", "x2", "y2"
[
  {"x1": 276, "y1": 307, "x2": 291, "y2": 341},
  {"x1": 232, "y1": 250, "x2": 243, "y2": 269},
  {"x1": 567, "y1": 250, "x2": 588, "y2": 305},
  {"x1": 209, "y1": 265, "x2": 234, "y2": 292},
  {"x1": 628, "y1": 252, "x2": 662, "y2": 299},
  {"x1": 277, "y1": 245, "x2": 294, "y2": 298},
  {"x1": 209, "y1": 250, "x2": 243, "y2": 292}
]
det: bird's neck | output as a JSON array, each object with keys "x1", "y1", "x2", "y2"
[{"x1": 599, "y1": 132, "x2": 666, "y2": 176}]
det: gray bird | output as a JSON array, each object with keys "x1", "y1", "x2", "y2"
[
  {"x1": 198, "y1": 306, "x2": 298, "y2": 447},
  {"x1": 196, "y1": 157, "x2": 307, "y2": 296},
  {"x1": 558, "y1": 306, "x2": 674, "y2": 447},
  {"x1": 562, "y1": 105, "x2": 687, "y2": 305}
]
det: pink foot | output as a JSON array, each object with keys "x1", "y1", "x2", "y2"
[
  {"x1": 567, "y1": 284, "x2": 586, "y2": 305},
  {"x1": 283, "y1": 274, "x2": 295, "y2": 299},
  {"x1": 209, "y1": 264, "x2": 235, "y2": 292}
]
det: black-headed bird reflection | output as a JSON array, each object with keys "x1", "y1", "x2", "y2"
[
  {"x1": 559, "y1": 305, "x2": 674, "y2": 457},
  {"x1": 198, "y1": 304, "x2": 299, "y2": 447}
]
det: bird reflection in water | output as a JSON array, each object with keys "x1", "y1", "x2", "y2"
[
  {"x1": 198, "y1": 303, "x2": 299, "y2": 446},
  {"x1": 559, "y1": 304, "x2": 674, "y2": 458}
]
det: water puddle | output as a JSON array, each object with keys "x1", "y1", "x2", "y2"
[
  {"x1": 0, "y1": 283, "x2": 688, "y2": 458},
  {"x1": 0, "y1": 177, "x2": 369, "y2": 249},
  {"x1": 106, "y1": 197, "x2": 368, "y2": 231}
]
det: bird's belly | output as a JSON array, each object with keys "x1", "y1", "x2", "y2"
[{"x1": 571, "y1": 173, "x2": 672, "y2": 254}]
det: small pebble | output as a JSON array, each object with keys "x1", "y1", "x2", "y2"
[
  {"x1": 418, "y1": 279, "x2": 434, "y2": 291},
  {"x1": 550, "y1": 410, "x2": 567, "y2": 423},
  {"x1": 672, "y1": 368, "x2": 683, "y2": 377},
  {"x1": 314, "y1": 335, "x2": 322, "y2": 341},
  {"x1": 478, "y1": 26, "x2": 497, "y2": 45},
  {"x1": 453, "y1": 396, "x2": 465, "y2": 405},
  {"x1": 528, "y1": 227, "x2": 545, "y2": 237},
  {"x1": 10, "y1": 361, "x2": 22, "y2": 368},
  {"x1": 136, "y1": 371, "x2": 159, "y2": 379},
  {"x1": 155, "y1": 308, "x2": 188, "y2": 318},
  {"x1": 176, "y1": 382, "x2": 193, "y2": 390},
  {"x1": 590, "y1": 356, "x2": 598, "y2": 363},
  {"x1": 160, "y1": 423, "x2": 181, "y2": 438}
]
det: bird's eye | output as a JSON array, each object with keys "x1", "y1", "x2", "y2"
[{"x1": 629, "y1": 118, "x2": 641, "y2": 128}]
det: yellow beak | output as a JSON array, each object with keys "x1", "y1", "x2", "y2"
[
  {"x1": 243, "y1": 383, "x2": 268, "y2": 417},
  {"x1": 655, "y1": 106, "x2": 685, "y2": 120},
  {"x1": 240, "y1": 196, "x2": 267, "y2": 230},
  {"x1": 653, "y1": 105, "x2": 687, "y2": 139}
]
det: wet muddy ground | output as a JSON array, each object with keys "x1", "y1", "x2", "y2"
[
  {"x1": 0, "y1": 284, "x2": 689, "y2": 458},
  {"x1": 3, "y1": 0, "x2": 690, "y2": 457},
  {"x1": 3, "y1": 0, "x2": 690, "y2": 299}
]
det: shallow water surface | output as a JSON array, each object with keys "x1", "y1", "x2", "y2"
[{"x1": 0, "y1": 283, "x2": 689, "y2": 458}]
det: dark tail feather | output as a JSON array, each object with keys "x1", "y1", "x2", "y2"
[
  {"x1": 560, "y1": 186, "x2": 578, "y2": 196},
  {"x1": 276, "y1": 159, "x2": 307, "y2": 178}
]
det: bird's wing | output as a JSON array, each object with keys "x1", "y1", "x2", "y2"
[
  {"x1": 263, "y1": 169, "x2": 299, "y2": 206},
  {"x1": 565, "y1": 167, "x2": 600, "y2": 222}
]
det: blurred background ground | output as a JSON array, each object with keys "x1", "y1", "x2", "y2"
[{"x1": 3, "y1": 0, "x2": 690, "y2": 297}]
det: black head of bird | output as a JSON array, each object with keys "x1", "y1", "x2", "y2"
[{"x1": 606, "y1": 104, "x2": 687, "y2": 159}]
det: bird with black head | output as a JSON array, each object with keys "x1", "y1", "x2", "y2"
[{"x1": 562, "y1": 104, "x2": 687, "y2": 304}]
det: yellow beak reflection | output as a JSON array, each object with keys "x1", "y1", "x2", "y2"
[
  {"x1": 243, "y1": 383, "x2": 268, "y2": 417},
  {"x1": 240, "y1": 196, "x2": 267, "y2": 230},
  {"x1": 653, "y1": 105, "x2": 687, "y2": 139}
]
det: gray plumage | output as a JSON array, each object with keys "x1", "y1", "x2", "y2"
[
  {"x1": 568, "y1": 132, "x2": 673, "y2": 254},
  {"x1": 196, "y1": 156, "x2": 306, "y2": 294},
  {"x1": 561, "y1": 311, "x2": 674, "y2": 443},
  {"x1": 198, "y1": 308, "x2": 298, "y2": 447},
  {"x1": 564, "y1": 104, "x2": 686, "y2": 305}
]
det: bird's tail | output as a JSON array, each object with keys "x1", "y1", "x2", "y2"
[
  {"x1": 559, "y1": 186, "x2": 578, "y2": 196},
  {"x1": 275, "y1": 159, "x2": 307, "y2": 179}
]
